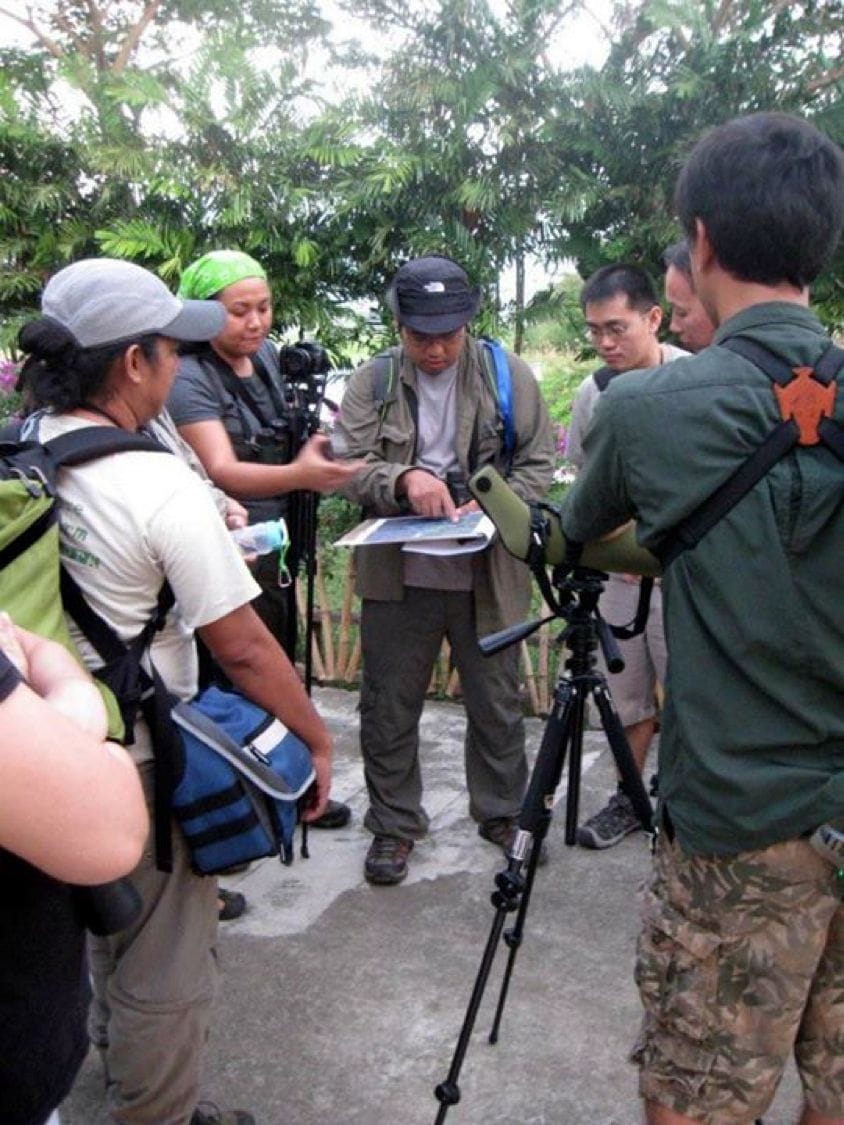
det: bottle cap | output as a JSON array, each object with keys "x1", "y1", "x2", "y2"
[{"x1": 265, "y1": 520, "x2": 285, "y2": 551}]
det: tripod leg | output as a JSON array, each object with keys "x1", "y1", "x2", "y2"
[
  {"x1": 433, "y1": 684, "x2": 576, "y2": 1121},
  {"x1": 487, "y1": 686, "x2": 577, "y2": 1041},
  {"x1": 516, "y1": 679, "x2": 576, "y2": 837},
  {"x1": 562, "y1": 683, "x2": 587, "y2": 845},
  {"x1": 591, "y1": 681, "x2": 654, "y2": 832},
  {"x1": 489, "y1": 832, "x2": 545, "y2": 1044},
  {"x1": 433, "y1": 882, "x2": 520, "y2": 1123}
]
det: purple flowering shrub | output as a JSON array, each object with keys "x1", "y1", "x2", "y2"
[
  {"x1": 534, "y1": 353, "x2": 590, "y2": 499},
  {"x1": 0, "y1": 360, "x2": 21, "y2": 422}
]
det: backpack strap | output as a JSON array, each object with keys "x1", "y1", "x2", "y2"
[
  {"x1": 45, "y1": 425, "x2": 179, "y2": 871},
  {"x1": 657, "y1": 338, "x2": 844, "y2": 567},
  {"x1": 479, "y1": 338, "x2": 515, "y2": 473},
  {"x1": 61, "y1": 572, "x2": 179, "y2": 872},
  {"x1": 44, "y1": 425, "x2": 166, "y2": 467},
  {"x1": 592, "y1": 366, "x2": 618, "y2": 393},
  {"x1": 371, "y1": 349, "x2": 399, "y2": 417}
]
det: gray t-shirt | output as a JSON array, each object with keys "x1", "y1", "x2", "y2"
[
  {"x1": 167, "y1": 344, "x2": 288, "y2": 523},
  {"x1": 403, "y1": 363, "x2": 473, "y2": 592}
]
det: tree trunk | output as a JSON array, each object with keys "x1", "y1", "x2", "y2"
[{"x1": 513, "y1": 251, "x2": 526, "y2": 356}]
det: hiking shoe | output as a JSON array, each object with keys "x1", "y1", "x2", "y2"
[
  {"x1": 310, "y1": 798, "x2": 352, "y2": 829},
  {"x1": 191, "y1": 1104, "x2": 255, "y2": 1125},
  {"x1": 478, "y1": 817, "x2": 548, "y2": 865},
  {"x1": 217, "y1": 888, "x2": 246, "y2": 922},
  {"x1": 364, "y1": 835, "x2": 413, "y2": 885},
  {"x1": 576, "y1": 792, "x2": 640, "y2": 849}
]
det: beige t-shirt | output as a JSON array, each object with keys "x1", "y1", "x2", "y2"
[
  {"x1": 567, "y1": 342, "x2": 690, "y2": 470},
  {"x1": 40, "y1": 415, "x2": 260, "y2": 762}
]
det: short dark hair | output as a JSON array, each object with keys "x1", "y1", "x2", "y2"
[
  {"x1": 579, "y1": 264, "x2": 660, "y2": 313},
  {"x1": 18, "y1": 317, "x2": 159, "y2": 412},
  {"x1": 662, "y1": 240, "x2": 692, "y2": 281},
  {"x1": 674, "y1": 111, "x2": 844, "y2": 288}
]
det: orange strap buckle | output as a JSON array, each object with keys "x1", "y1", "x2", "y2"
[{"x1": 773, "y1": 366, "x2": 836, "y2": 446}]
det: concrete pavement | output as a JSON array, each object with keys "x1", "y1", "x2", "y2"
[{"x1": 62, "y1": 685, "x2": 803, "y2": 1125}]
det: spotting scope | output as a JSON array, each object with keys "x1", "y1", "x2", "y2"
[{"x1": 467, "y1": 465, "x2": 661, "y2": 577}]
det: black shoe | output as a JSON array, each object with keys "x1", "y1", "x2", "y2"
[
  {"x1": 478, "y1": 817, "x2": 548, "y2": 865},
  {"x1": 217, "y1": 888, "x2": 246, "y2": 922},
  {"x1": 364, "y1": 835, "x2": 414, "y2": 885},
  {"x1": 191, "y1": 1104, "x2": 255, "y2": 1124},
  {"x1": 310, "y1": 799, "x2": 352, "y2": 829}
]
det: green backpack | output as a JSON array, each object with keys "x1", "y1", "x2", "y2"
[{"x1": 0, "y1": 427, "x2": 169, "y2": 739}]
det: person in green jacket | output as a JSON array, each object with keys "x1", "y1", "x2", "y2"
[{"x1": 561, "y1": 112, "x2": 844, "y2": 1125}]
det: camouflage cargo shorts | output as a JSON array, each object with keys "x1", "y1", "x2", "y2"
[{"x1": 631, "y1": 832, "x2": 844, "y2": 1123}]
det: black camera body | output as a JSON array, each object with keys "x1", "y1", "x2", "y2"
[
  {"x1": 241, "y1": 341, "x2": 331, "y2": 467},
  {"x1": 278, "y1": 341, "x2": 330, "y2": 382}
]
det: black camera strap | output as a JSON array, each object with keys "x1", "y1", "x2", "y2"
[{"x1": 202, "y1": 346, "x2": 287, "y2": 431}]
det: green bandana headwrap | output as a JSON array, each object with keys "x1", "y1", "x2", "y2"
[{"x1": 178, "y1": 250, "x2": 267, "y2": 301}]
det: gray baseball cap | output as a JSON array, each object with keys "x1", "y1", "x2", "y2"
[{"x1": 42, "y1": 258, "x2": 226, "y2": 348}]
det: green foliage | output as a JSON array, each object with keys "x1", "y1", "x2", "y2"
[
  {"x1": 0, "y1": 360, "x2": 21, "y2": 422},
  {"x1": 535, "y1": 352, "x2": 592, "y2": 431},
  {"x1": 542, "y1": 0, "x2": 844, "y2": 330},
  {"x1": 523, "y1": 275, "x2": 588, "y2": 354},
  {"x1": 0, "y1": 0, "x2": 842, "y2": 343}
]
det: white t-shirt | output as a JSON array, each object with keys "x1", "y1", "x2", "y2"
[{"x1": 40, "y1": 415, "x2": 260, "y2": 762}]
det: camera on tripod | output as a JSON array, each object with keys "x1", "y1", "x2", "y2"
[
  {"x1": 279, "y1": 340, "x2": 332, "y2": 456},
  {"x1": 278, "y1": 341, "x2": 330, "y2": 381},
  {"x1": 245, "y1": 341, "x2": 332, "y2": 466}
]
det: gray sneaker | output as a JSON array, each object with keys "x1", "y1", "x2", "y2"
[{"x1": 576, "y1": 791, "x2": 640, "y2": 849}]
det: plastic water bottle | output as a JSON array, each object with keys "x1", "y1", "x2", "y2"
[{"x1": 230, "y1": 518, "x2": 288, "y2": 557}]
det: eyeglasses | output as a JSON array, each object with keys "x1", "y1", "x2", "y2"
[{"x1": 585, "y1": 315, "x2": 650, "y2": 343}]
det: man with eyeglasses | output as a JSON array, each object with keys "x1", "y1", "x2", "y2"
[{"x1": 566, "y1": 264, "x2": 687, "y2": 850}]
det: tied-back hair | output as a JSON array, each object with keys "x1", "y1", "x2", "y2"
[{"x1": 17, "y1": 318, "x2": 158, "y2": 412}]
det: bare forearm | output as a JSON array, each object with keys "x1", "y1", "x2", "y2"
[
  {"x1": 198, "y1": 608, "x2": 332, "y2": 759},
  {"x1": 0, "y1": 686, "x2": 147, "y2": 883},
  {"x1": 200, "y1": 458, "x2": 304, "y2": 500}
]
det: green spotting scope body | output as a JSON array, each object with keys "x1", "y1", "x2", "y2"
[{"x1": 467, "y1": 465, "x2": 662, "y2": 577}]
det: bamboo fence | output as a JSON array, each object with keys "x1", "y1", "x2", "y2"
[{"x1": 298, "y1": 551, "x2": 567, "y2": 717}]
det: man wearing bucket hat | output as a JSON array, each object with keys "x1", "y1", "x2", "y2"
[
  {"x1": 334, "y1": 254, "x2": 555, "y2": 885},
  {"x1": 17, "y1": 257, "x2": 336, "y2": 1125}
]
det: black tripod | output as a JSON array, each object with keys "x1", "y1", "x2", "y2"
[
  {"x1": 276, "y1": 349, "x2": 335, "y2": 694},
  {"x1": 433, "y1": 566, "x2": 655, "y2": 1124}
]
